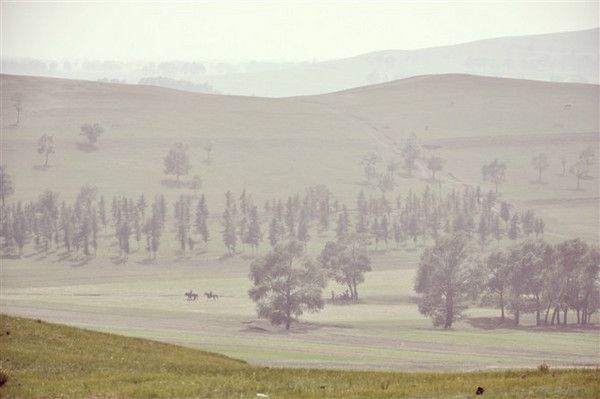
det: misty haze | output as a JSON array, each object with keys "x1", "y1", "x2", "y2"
[{"x1": 0, "y1": 2, "x2": 599, "y2": 398}]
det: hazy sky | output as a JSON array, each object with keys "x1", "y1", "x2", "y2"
[{"x1": 2, "y1": 1, "x2": 598, "y2": 62}]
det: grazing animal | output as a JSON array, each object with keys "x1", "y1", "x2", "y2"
[
  {"x1": 476, "y1": 386, "x2": 485, "y2": 395},
  {"x1": 184, "y1": 290, "x2": 198, "y2": 301},
  {"x1": 204, "y1": 291, "x2": 219, "y2": 300}
]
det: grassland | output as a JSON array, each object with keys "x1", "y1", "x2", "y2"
[
  {"x1": 0, "y1": 74, "x2": 599, "y2": 375},
  {"x1": 1, "y1": 314, "x2": 598, "y2": 398},
  {"x1": 2, "y1": 254, "x2": 598, "y2": 372}
]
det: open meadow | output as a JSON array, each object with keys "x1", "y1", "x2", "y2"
[{"x1": 2, "y1": 249, "x2": 599, "y2": 372}]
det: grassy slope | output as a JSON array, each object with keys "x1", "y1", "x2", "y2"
[
  {"x1": 0, "y1": 73, "x2": 598, "y2": 242},
  {"x1": 1, "y1": 315, "x2": 598, "y2": 399}
]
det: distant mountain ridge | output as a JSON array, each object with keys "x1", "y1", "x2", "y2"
[
  {"x1": 203, "y1": 28, "x2": 599, "y2": 97},
  {"x1": 0, "y1": 28, "x2": 598, "y2": 97}
]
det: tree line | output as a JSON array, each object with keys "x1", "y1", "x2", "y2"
[
  {"x1": 1, "y1": 179, "x2": 549, "y2": 261},
  {"x1": 415, "y1": 234, "x2": 599, "y2": 329}
]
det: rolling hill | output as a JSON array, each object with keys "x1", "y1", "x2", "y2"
[{"x1": 0, "y1": 73, "x2": 598, "y2": 241}]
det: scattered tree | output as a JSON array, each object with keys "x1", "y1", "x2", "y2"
[
  {"x1": 80, "y1": 123, "x2": 104, "y2": 147},
  {"x1": 361, "y1": 152, "x2": 381, "y2": 184},
  {"x1": 569, "y1": 160, "x2": 588, "y2": 190},
  {"x1": 164, "y1": 143, "x2": 192, "y2": 182},
  {"x1": 482, "y1": 160, "x2": 506, "y2": 193},
  {"x1": 248, "y1": 241, "x2": 326, "y2": 330},
  {"x1": 37, "y1": 134, "x2": 55, "y2": 167},
  {"x1": 319, "y1": 234, "x2": 371, "y2": 301},
  {"x1": 0, "y1": 166, "x2": 14, "y2": 207},
  {"x1": 415, "y1": 233, "x2": 478, "y2": 328},
  {"x1": 401, "y1": 134, "x2": 420, "y2": 177},
  {"x1": 579, "y1": 146, "x2": 595, "y2": 176},
  {"x1": 204, "y1": 143, "x2": 213, "y2": 164},
  {"x1": 195, "y1": 194, "x2": 209, "y2": 247},
  {"x1": 531, "y1": 153, "x2": 548, "y2": 183},
  {"x1": 189, "y1": 175, "x2": 202, "y2": 194},
  {"x1": 11, "y1": 93, "x2": 22, "y2": 126},
  {"x1": 426, "y1": 156, "x2": 445, "y2": 180}
]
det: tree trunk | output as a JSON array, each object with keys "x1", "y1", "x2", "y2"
[
  {"x1": 544, "y1": 302, "x2": 554, "y2": 325},
  {"x1": 347, "y1": 282, "x2": 355, "y2": 300},
  {"x1": 500, "y1": 292, "x2": 505, "y2": 321},
  {"x1": 444, "y1": 293, "x2": 454, "y2": 329},
  {"x1": 535, "y1": 295, "x2": 541, "y2": 326},
  {"x1": 563, "y1": 309, "x2": 568, "y2": 325}
]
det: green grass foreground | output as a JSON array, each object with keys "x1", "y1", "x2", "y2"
[{"x1": 0, "y1": 314, "x2": 597, "y2": 398}]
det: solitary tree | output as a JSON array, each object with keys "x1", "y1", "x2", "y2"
[
  {"x1": 164, "y1": 143, "x2": 192, "y2": 182},
  {"x1": 570, "y1": 160, "x2": 588, "y2": 190},
  {"x1": 189, "y1": 175, "x2": 202, "y2": 194},
  {"x1": 361, "y1": 151, "x2": 381, "y2": 184},
  {"x1": 426, "y1": 156, "x2": 445, "y2": 180},
  {"x1": 579, "y1": 146, "x2": 595, "y2": 176},
  {"x1": 0, "y1": 166, "x2": 14, "y2": 207},
  {"x1": 204, "y1": 143, "x2": 214, "y2": 164},
  {"x1": 248, "y1": 241, "x2": 326, "y2": 330},
  {"x1": 531, "y1": 153, "x2": 549, "y2": 183},
  {"x1": 12, "y1": 93, "x2": 23, "y2": 126},
  {"x1": 415, "y1": 233, "x2": 478, "y2": 328},
  {"x1": 319, "y1": 234, "x2": 371, "y2": 301},
  {"x1": 482, "y1": 159, "x2": 506, "y2": 193},
  {"x1": 37, "y1": 134, "x2": 55, "y2": 167},
  {"x1": 80, "y1": 123, "x2": 104, "y2": 147},
  {"x1": 401, "y1": 134, "x2": 421, "y2": 177}
]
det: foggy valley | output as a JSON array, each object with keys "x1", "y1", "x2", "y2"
[{"x1": 0, "y1": 2, "x2": 598, "y2": 398}]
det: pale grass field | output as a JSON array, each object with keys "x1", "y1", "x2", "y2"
[{"x1": 2, "y1": 250, "x2": 598, "y2": 371}]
